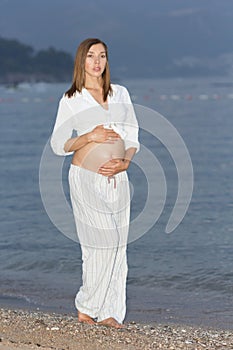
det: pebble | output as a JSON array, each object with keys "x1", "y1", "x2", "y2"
[{"x1": 1, "y1": 308, "x2": 233, "y2": 350}]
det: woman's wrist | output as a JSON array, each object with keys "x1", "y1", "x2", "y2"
[
  {"x1": 123, "y1": 159, "x2": 130, "y2": 170},
  {"x1": 86, "y1": 131, "x2": 93, "y2": 143}
]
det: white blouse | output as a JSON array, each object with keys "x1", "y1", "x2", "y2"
[{"x1": 50, "y1": 84, "x2": 140, "y2": 156}]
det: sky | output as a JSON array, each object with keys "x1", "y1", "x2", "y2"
[{"x1": 1, "y1": 0, "x2": 233, "y2": 77}]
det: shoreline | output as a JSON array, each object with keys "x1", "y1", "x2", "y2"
[
  {"x1": 1, "y1": 287, "x2": 233, "y2": 332},
  {"x1": 1, "y1": 307, "x2": 233, "y2": 350}
]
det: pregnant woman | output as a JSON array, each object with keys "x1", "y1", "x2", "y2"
[{"x1": 50, "y1": 38, "x2": 139, "y2": 328}]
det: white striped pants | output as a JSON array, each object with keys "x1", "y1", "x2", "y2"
[{"x1": 68, "y1": 164, "x2": 130, "y2": 323}]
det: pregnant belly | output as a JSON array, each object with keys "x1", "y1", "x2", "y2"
[{"x1": 73, "y1": 139, "x2": 125, "y2": 173}]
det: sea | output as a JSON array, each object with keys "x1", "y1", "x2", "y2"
[{"x1": 0, "y1": 77, "x2": 233, "y2": 330}]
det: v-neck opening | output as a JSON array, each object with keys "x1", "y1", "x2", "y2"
[{"x1": 83, "y1": 88, "x2": 109, "y2": 111}]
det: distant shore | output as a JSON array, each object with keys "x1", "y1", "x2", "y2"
[{"x1": 1, "y1": 308, "x2": 233, "y2": 350}]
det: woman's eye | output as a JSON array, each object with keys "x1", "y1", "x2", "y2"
[{"x1": 86, "y1": 54, "x2": 106, "y2": 59}]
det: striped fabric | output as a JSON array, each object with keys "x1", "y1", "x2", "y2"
[{"x1": 69, "y1": 164, "x2": 130, "y2": 323}]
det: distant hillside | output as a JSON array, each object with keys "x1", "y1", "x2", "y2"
[
  {"x1": 0, "y1": 37, "x2": 73, "y2": 84},
  {"x1": 1, "y1": 23, "x2": 233, "y2": 84}
]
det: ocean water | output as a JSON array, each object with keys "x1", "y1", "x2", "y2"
[{"x1": 0, "y1": 77, "x2": 233, "y2": 329}]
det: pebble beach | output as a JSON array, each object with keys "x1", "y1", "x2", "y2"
[{"x1": 1, "y1": 308, "x2": 233, "y2": 350}]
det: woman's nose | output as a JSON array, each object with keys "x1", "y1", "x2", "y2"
[{"x1": 94, "y1": 56, "x2": 100, "y2": 63}]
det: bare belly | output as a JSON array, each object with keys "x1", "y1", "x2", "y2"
[{"x1": 72, "y1": 138, "x2": 125, "y2": 173}]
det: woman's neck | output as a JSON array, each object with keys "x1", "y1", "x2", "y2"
[{"x1": 84, "y1": 76, "x2": 103, "y2": 91}]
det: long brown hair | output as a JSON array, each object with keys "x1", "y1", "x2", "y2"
[{"x1": 65, "y1": 38, "x2": 112, "y2": 101}]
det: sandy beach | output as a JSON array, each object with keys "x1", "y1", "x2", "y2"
[{"x1": 1, "y1": 308, "x2": 233, "y2": 350}]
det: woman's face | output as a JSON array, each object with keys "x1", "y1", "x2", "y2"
[{"x1": 85, "y1": 43, "x2": 107, "y2": 79}]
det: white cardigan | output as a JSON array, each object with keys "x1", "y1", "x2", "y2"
[{"x1": 50, "y1": 84, "x2": 140, "y2": 156}]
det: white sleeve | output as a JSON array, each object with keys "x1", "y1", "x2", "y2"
[
  {"x1": 122, "y1": 87, "x2": 140, "y2": 153},
  {"x1": 50, "y1": 96, "x2": 74, "y2": 156}
]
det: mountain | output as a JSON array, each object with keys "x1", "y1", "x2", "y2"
[{"x1": 0, "y1": 37, "x2": 73, "y2": 84}]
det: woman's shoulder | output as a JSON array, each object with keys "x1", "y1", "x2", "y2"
[
  {"x1": 59, "y1": 90, "x2": 84, "y2": 107},
  {"x1": 111, "y1": 84, "x2": 130, "y2": 100},
  {"x1": 111, "y1": 83, "x2": 128, "y2": 93},
  {"x1": 58, "y1": 90, "x2": 87, "y2": 114},
  {"x1": 61, "y1": 90, "x2": 82, "y2": 102}
]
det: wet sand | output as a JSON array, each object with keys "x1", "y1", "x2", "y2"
[{"x1": 1, "y1": 308, "x2": 233, "y2": 350}]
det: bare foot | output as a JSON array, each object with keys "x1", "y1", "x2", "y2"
[
  {"x1": 98, "y1": 317, "x2": 124, "y2": 329},
  {"x1": 78, "y1": 311, "x2": 96, "y2": 325}
]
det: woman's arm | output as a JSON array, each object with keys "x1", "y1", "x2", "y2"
[
  {"x1": 64, "y1": 133, "x2": 92, "y2": 153},
  {"x1": 50, "y1": 97, "x2": 74, "y2": 156},
  {"x1": 64, "y1": 125, "x2": 121, "y2": 153},
  {"x1": 98, "y1": 147, "x2": 136, "y2": 176},
  {"x1": 123, "y1": 147, "x2": 137, "y2": 169},
  {"x1": 122, "y1": 87, "x2": 140, "y2": 153}
]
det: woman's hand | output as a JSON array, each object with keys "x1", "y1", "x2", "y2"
[
  {"x1": 88, "y1": 125, "x2": 120, "y2": 143},
  {"x1": 98, "y1": 159, "x2": 130, "y2": 177}
]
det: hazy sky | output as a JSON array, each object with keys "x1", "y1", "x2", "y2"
[
  {"x1": 1, "y1": 0, "x2": 232, "y2": 77},
  {"x1": 0, "y1": 0, "x2": 231, "y2": 52}
]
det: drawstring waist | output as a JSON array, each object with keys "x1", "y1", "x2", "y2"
[
  {"x1": 70, "y1": 164, "x2": 118, "y2": 189},
  {"x1": 108, "y1": 175, "x2": 117, "y2": 189}
]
